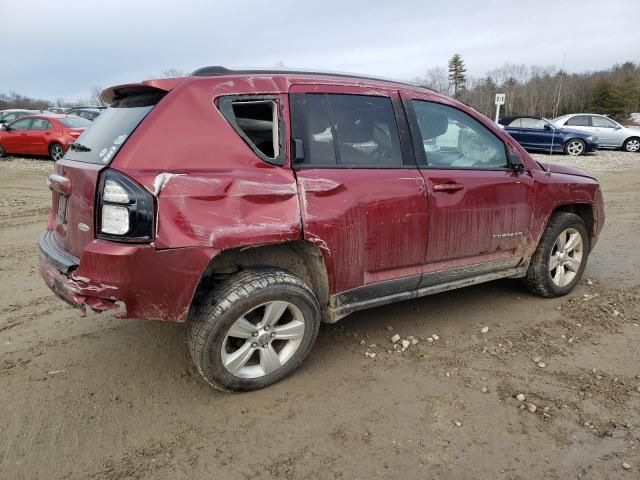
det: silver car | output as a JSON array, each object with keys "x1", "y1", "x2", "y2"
[{"x1": 553, "y1": 113, "x2": 640, "y2": 152}]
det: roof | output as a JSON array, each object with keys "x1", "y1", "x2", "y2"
[
  {"x1": 66, "y1": 107, "x2": 102, "y2": 112},
  {"x1": 66, "y1": 106, "x2": 106, "y2": 111},
  {"x1": 190, "y1": 66, "x2": 436, "y2": 92},
  {"x1": 498, "y1": 115, "x2": 543, "y2": 125},
  {"x1": 0, "y1": 109, "x2": 42, "y2": 113},
  {"x1": 20, "y1": 113, "x2": 73, "y2": 119}
]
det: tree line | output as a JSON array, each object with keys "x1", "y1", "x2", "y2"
[
  {"x1": 2, "y1": 62, "x2": 639, "y2": 122},
  {"x1": 415, "y1": 55, "x2": 640, "y2": 121}
]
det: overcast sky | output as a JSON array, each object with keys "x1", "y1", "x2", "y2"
[{"x1": 1, "y1": 0, "x2": 639, "y2": 101}]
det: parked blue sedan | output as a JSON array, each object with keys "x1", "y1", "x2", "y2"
[{"x1": 499, "y1": 116, "x2": 598, "y2": 156}]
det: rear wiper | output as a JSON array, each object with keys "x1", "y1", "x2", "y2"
[{"x1": 69, "y1": 142, "x2": 91, "y2": 152}]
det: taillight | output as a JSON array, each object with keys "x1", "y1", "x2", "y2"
[
  {"x1": 69, "y1": 131, "x2": 81, "y2": 138},
  {"x1": 96, "y1": 170, "x2": 154, "y2": 243}
]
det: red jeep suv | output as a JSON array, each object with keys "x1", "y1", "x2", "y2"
[{"x1": 38, "y1": 67, "x2": 604, "y2": 391}]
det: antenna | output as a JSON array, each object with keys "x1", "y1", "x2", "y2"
[{"x1": 548, "y1": 52, "x2": 566, "y2": 174}]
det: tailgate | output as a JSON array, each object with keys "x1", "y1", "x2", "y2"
[{"x1": 49, "y1": 160, "x2": 104, "y2": 258}]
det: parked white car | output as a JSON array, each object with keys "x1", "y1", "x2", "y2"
[{"x1": 553, "y1": 113, "x2": 640, "y2": 152}]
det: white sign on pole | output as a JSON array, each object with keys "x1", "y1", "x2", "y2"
[{"x1": 494, "y1": 93, "x2": 506, "y2": 123}]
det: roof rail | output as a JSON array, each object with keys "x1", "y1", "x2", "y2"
[{"x1": 190, "y1": 66, "x2": 436, "y2": 92}]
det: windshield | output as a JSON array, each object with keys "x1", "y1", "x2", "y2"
[
  {"x1": 62, "y1": 92, "x2": 163, "y2": 164},
  {"x1": 542, "y1": 118, "x2": 560, "y2": 129},
  {"x1": 59, "y1": 117, "x2": 92, "y2": 128}
]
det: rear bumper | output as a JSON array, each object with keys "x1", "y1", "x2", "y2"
[{"x1": 38, "y1": 232, "x2": 217, "y2": 322}]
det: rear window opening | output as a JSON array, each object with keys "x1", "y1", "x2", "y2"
[{"x1": 230, "y1": 100, "x2": 279, "y2": 159}]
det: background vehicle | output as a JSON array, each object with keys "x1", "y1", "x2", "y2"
[
  {"x1": 64, "y1": 107, "x2": 104, "y2": 121},
  {"x1": 46, "y1": 107, "x2": 68, "y2": 114},
  {"x1": 38, "y1": 68, "x2": 604, "y2": 392},
  {"x1": 0, "y1": 114, "x2": 91, "y2": 160},
  {"x1": 553, "y1": 113, "x2": 640, "y2": 152},
  {"x1": 499, "y1": 115, "x2": 598, "y2": 156},
  {"x1": 0, "y1": 109, "x2": 42, "y2": 124}
]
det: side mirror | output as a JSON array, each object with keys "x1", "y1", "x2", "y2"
[
  {"x1": 615, "y1": 125, "x2": 622, "y2": 130},
  {"x1": 1, "y1": 124, "x2": 8, "y2": 131},
  {"x1": 543, "y1": 124, "x2": 551, "y2": 130},
  {"x1": 510, "y1": 149, "x2": 526, "y2": 175}
]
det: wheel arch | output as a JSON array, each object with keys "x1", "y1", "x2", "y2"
[
  {"x1": 623, "y1": 136, "x2": 640, "y2": 150},
  {"x1": 549, "y1": 203, "x2": 595, "y2": 244},
  {"x1": 48, "y1": 140, "x2": 64, "y2": 153},
  {"x1": 190, "y1": 240, "x2": 330, "y2": 320}
]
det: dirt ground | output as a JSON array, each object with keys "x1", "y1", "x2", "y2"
[{"x1": 1, "y1": 151, "x2": 639, "y2": 480}]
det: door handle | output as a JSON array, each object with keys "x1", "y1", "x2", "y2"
[
  {"x1": 433, "y1": 183, "x2": 464, "y2": 192},
  {"x1": 20, "y1": 133, "x2": 27, "y2": 136}
]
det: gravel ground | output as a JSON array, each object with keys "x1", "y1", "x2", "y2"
[
  {"x1": 1, "y1": 152, "x2": 639, "y2": 480},
  {"x1": 531, "y1": 149, "x2": 639, "y2": 171}
]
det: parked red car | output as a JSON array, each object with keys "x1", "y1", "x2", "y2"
[
  {"x1": 0, "y1": 114, "x2": 91, "y2": 160},
  {"x1": 38, "y1": 67, "x2": 605, "y2": 391}
]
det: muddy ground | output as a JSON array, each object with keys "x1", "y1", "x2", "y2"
[{"x1": 1, "y1": 152, "x2": 639, "y2": 480}]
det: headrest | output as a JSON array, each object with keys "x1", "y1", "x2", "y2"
[
  {"x1": 335, "y1": 110, "x2": 373, "y2": 144},
  {"x1": 308, "y1": 112, "x2": 330, "y2": 135},
  {"x1": 418, "y1": 111, "x2": 448, "y2": 140}
]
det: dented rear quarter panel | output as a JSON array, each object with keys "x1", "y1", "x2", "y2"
[{"x1": 110, "y1": 77, "x2": 302, "y2": 252}]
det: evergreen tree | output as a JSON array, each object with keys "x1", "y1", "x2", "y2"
[
  {"x1": 448, "y1": 54, "x2": 467, "y2": 98},
  {"x1": 590, "y1": 80, "x2": 624, "y2": 116}
]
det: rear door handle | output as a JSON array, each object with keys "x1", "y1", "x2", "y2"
[{"x1": 433, "y1": 183, "x2": 464, "y2": 192}]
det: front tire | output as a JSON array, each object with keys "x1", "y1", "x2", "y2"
[
  {"x1": 523, "y1": 212, "x2": 590, "y2": 297},
  {"x1": 188, "y1": 268, "x2": 321, "y2": 392},
  {"x1": 49, "y1": 142, "x2": 64, "y2": 161},
  {"x1": 623, "y1": 137, "x2": 640, "y2": 153},
  {"x1": 0, "y1": 144, "x2": 5, "y2": 158},
  {"x1": 564, "y1": 139, "x2": 585, "y2": 156}
]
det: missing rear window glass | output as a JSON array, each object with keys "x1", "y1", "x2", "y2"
[{"x1": 231, "y1": 100, "x2": 279, "y2": 158}]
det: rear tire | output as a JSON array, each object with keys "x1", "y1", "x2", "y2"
[
  {"x1": 523, "y1": 212, "x2": 590, "y2": 297},
  {"x1": 0, "y1": 145, "x2": 5, "y2": 158},
  {"x1": 623, "y1": 137, "x2": 640, "y2": 153},
  {"x1": 564, "y1": 139, "x2": 585, "y2": 156},
  {"x1": 49, "y1": 142, "x2": 64, "y2": 161},
  {"x1": 188, "y1": 268, "x2": 321, "y2": 392}
]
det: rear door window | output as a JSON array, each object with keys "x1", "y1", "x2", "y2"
[
  {"x1": 31, "y1": 119, "x2": 53, "y2": 130},
  {"x1": 566, "y1": 115, "x2": 590, "y2": 127},
  {"x1": 294, "y1": 93, "x2": 404, "y2": 167},
  {"x1": 63, "y1": 92, "x2": 164, "y2": 164}
]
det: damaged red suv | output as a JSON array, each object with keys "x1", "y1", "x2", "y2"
[{"x1": 38, "y1": 67, "x2": 605, "y2": 391}]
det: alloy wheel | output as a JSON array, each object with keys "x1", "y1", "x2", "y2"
[
  {"x1": 50, "y1": 144, "x2": 64, "y2": 161},
  {"x1": 549, "y1": 227, "x2": 583, "y2": 287},
  {"x1": 625, "y1": 139, "x2": 640, "y2": 152},
  {"x1": 220, "y1": 301, "x2": 306, "y2": 379},
  {"x1": 566, "y1": 140, "x2": 584, "y2": 156}
]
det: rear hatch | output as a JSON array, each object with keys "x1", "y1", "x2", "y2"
[{"x1": 48, "y1": 85, "x2": 170, "y2": 260}]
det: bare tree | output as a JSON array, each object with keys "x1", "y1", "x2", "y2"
[
  {"x1": 416, "y1": 66, "x2": 449, "y2": 94},
  {"x1": 90, "y1": 86, "x2": 105, "y2": 106}
]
